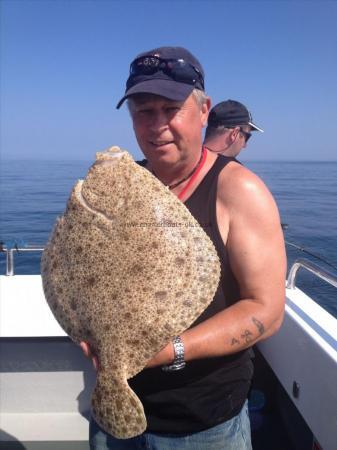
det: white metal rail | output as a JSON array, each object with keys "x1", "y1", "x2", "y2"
[
  {"x1": 1, "y1": 248, "x2": 337, "y2": 292},
  {"x1": 287, "y1": 258, "x2": 337, "y2": 289},
  {"x1": 0, "y1": 246, "x2": 44, "y2": 276}
]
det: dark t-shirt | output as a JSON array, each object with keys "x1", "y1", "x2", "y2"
[{"x1": 130, "y1": 156, "x2": 254, "y2": 434}]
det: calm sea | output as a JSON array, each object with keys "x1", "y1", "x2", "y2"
[{"x1": 0, "y1": 159, "x2": 336, "y2": 318}]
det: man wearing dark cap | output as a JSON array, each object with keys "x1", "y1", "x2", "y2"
[
  {"x1": 82, "y1": 46, "x2": 286, "y2": 450},
  {"x1": 204, "y1": 100, "x2": 264, "y2": 158}
]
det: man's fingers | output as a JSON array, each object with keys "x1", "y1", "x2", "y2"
[
  {"x1": 93, "y1": 356, "x2": 99, "y2": 371},
  {"x1": 80, "y1": 341, "x2": 90, "y2": 357},
  {"x1": 80, "y1": 341, "x2": 99, "y2": 371}
]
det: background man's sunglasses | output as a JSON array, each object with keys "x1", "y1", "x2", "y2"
[
  {"x1": 239, "y1": 129, "x2": 252, "y2": 142},
  {"x1": 228, "y1": 127, "x2": 252, "y2": 143},
  {"x1": 128, "y1": 56, "x2": 204, "y2": 90}
]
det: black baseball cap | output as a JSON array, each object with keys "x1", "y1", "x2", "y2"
[
  {"x1": 207, "y1": 100, "x2": 264, "y2": 132},
  {"x1": 116, "y1": 46, "x2": 205, "y2": 109}
]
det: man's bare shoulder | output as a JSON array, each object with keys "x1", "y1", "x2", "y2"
[{"x1": 217, "y1": 160, "x2": 278, "y2": 213}]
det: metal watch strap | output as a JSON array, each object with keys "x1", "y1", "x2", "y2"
[{"x1": 162, "y1": 336, "x2": 186, "y2": 372}]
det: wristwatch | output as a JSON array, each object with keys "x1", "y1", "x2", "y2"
[{"x1": 162, "y1": 336, "x2": 186, "y2": 372}]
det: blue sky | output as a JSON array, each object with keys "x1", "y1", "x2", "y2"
[{"x1": 1, "y1": 0, "x2": 337, "y2": 161}]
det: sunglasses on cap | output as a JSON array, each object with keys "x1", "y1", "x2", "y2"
[{"x1": 127, "y1": 56, "x2": 205, "y2": 90}]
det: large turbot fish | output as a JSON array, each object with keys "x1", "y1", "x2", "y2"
[{"x1": 41, "y1": 146, "x2": 220, "y2": 439}]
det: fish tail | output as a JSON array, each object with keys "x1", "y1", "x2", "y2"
[{"x1": 91, "y1": 373, "x2": 147, "y2": 439}]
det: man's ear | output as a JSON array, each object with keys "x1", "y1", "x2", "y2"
[
  {"x1": 201, "y1": 97, "x2": 211, "y2": 127},
  {"x1": 230, "y1": 127, "x2": 240, "y2": 143}
]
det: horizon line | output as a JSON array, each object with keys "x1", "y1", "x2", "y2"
[{"x1": 2, "y1": 158, "x2": 337, "y2": 163}]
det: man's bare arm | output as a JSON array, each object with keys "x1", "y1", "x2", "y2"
[{"x1": 146, "y1": 163, "x2": 286, "y2": 367}]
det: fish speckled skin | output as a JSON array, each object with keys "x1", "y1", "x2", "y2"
[{"x1": 41, "y1": 146, "x2": 220, "y2": 438}]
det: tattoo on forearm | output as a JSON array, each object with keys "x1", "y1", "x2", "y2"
[
  {"x1": 252, "y1": 317, "x2": 265, "y2": 336},
  {"x1": 231, "y1": 338, "x2": 240, "y2": 346},
  {"x1": 241, "y1": 330, "x2": 253, "y2": 343},
  {"x1": 230, "y1": 318, "x2": 265, "y2": 347}
]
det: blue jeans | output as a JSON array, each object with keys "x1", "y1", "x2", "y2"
[{"x1": 89, "y1": 400, "x2": 252, "y2": 450}]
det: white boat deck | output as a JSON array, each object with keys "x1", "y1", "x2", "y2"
[
  {"x1": 0, "y1": 275, "x2": 95, "y2": 446},
  {"x1": 0, "y1": 274, "x2": 337, "y2": 449},
  {"x1": 0, "y1": 275, "x2": 66, "y2": 337},
  {"x1": 259, "y1": 286, "x2": 337, "y2": 450}
]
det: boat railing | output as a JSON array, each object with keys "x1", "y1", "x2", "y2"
[
  {"x1": 287, "y1": 258, "x2": 337, "y2": 290},
  {"x1": 2, "y1": 248, "x2": 337, "y2": 290},
  {"x1": 0, "y1": 245, "x2": 44, "y2": 276}
]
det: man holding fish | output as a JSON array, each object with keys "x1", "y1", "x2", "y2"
[{"x1": 83, "y1": 46, "x2": 286, "y2": 450}]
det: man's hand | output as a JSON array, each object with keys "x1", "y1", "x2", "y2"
[{"x1": 80, "y1": 341, "x2": 99, "y2": 371}]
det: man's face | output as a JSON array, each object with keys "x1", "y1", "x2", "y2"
[
  {"x1": 129, "y1": 93, "x2": 209, "y2": 166},
  {"x1": 223, "y1": 125, "x2": 252, "y2": 157},
  {"x1": 239, "y1": 125, "x2": 252, "y2": 148}
]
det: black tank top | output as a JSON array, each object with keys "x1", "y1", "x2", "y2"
[{"x1": 130, "y1": 156, "x2": 253, "y2": 434}]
